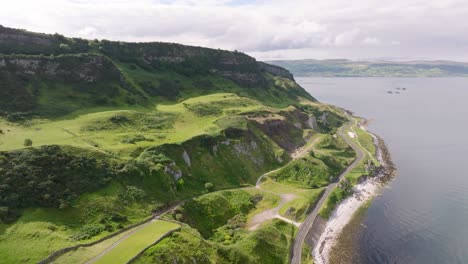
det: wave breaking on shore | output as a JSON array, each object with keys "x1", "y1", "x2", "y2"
[{"x1": 312, "y1": 120, "x2": 396, "y2": 264}]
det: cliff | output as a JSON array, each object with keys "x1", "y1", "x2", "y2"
[{"x1": 0, "y1": 25, "x2": 311, "y2": 119}]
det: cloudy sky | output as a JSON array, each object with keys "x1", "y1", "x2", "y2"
[{"x1": 2, "y1": 0, "x2": 468, "y2": 61}]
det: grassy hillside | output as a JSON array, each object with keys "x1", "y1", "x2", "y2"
[
  {"x1": 138, "y1": 189, "x2": 297, "y2": 264},
  {"x1": 0, "y1": 25, "x2": 313, "y2": 121},
  {"x1": 270, "y1": 135, "x2": 355, "y2": 188},
  {"x1": 0, "y1": 26, "x2": 355, "y2": 264},
  {"x1": 269, "y1": 59, "x2": 468, "y2": 77}
]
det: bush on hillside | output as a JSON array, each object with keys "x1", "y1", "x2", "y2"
[
  {"x1": 23, "y1": 138, "x2": 33, "y2": 147},
  {"x1": 204, "y1": 182, "x2": 214, "y2": 192},
  {"x1": 0, "y1": 145, "x2": 113, "y2": 210}
]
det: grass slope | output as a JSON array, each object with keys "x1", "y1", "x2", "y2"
[
  {"x1": 134, "y1": 219, "x2": 296, "y2": 264},
  {"x1": 94, "y1": 220, "x2": 179, "y2": 264}
]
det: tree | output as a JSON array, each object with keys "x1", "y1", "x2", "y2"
[
  {"x1": 23, "y1": 138, "x2": 32, "y2": 147},
  {"x1": 59, "y1": 43, "x2": 70, "y2": 51}
]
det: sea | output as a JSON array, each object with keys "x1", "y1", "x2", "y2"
[{"x1": 299, "y1": 77, "x2": 468, "y2": 264}]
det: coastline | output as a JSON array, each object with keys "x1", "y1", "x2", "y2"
[{"x1": 312, "y1": 119, "x2": 396, "y2": 264}]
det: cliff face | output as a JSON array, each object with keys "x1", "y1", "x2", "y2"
[
  {"x1": 0, "y1": 54, "x2": 122, "y2": 83},
  {"x1": 0, "y1": 25, "x2": 313, "y2": 119},
  {"x1": 0, "y1": 25, "x2": 295, "y2": 84},
  {"x1": 258, "y1": 62, "x2": 294, "y2": 80},
  {"x1": 0, "y1": 54, "x2": 144, "y2": 118}
]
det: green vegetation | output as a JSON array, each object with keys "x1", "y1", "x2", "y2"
[
  {"x1": 149, "y1": 188, "x2": 296, "y2": 263},
  {"x1": 259, "y1": 178, "x2": 324, "y2": 222},
  {"x1": 318, "y1": 118, "x2": 381, "y2": 219},
  {"x1": 167, "y1": 190, "x2": 255, "y2": 239},
  {"x1": 54, "y1": 227, "x2": 139, "y2": 264},
  {"x1": 133, "y1": 219, "x2": 296, "y2": 264},
  {"x1": 53, "y1": 220, "x2": 179, "y2": 264},
  {"x1": 0, "y1": 25, "x2": 358, "y2": 264},
  {"x1": 270, "y1": 134, "x2": 355, "y2": 188},
  {"x1": 0, "y1": 182, "x2": 154, "y2": 263},
  {"x1": 94, "y1": 220, "x2": 179, "y2": 264},
  {"x1": 318, "y1": 185, "x2": 351, "y2": 219},
  {"x1": 301, "y1": 243, "x2": 314, "y2": 264},
  {"x1": 0, "y1": 145, "x2": 113, "y2": 212},
  {"x1": 269, "y1": 59, "x2": 468, "y2": 77},
  {"x1": 23, "y1": 138, "x2": 32, "y2": 147},
  {"x1": 279, "y1": 188, "x2": 324, "y2": 222},
  {"x1": 0, "y1": 25, "x2": 314, "y2": 122}
]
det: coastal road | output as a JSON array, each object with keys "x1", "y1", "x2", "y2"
[{"x1": 290, "y1": 120, "x2": 366, "y2": 264}]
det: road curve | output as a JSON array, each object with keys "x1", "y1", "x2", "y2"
[{"x1": 290, "y1": 120, "x2": 366, "y2": 264}]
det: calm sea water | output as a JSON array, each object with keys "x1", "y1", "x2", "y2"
[{"x1": 298, "y1": 77, "x2": 468, "y2": 264}]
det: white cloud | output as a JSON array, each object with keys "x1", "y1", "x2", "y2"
[
  {"x1": 334, "y1": 28, "x2": 361, "y2": 46},
  {"x1": 1, "y1": 0, "x2": 468, "y2": 61},
  {"x1": 78, "y1": 26, "x2": 99, "y2": 38},
  {"x1": 363, "y1": 37, "x2": 381, "y2": 45}
]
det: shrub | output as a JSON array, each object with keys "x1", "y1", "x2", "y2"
[
  {"x1": 204, "y1": 182, "x2": 214, "y2": 192},
  {"x1": 0, "y1": 145, "x2": 113, "y2": 209},
  {"x1": 72, "y1": 225, "x2": 105, "y2": 240},
  {"x1": 23, "y1": 138, "x2": 32, "y2": 147}
]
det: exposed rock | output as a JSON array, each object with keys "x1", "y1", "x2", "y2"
[
  {"x1": 0, "y1": 54, "x2": 121, "y2": 83},
  {"x1": 0, "y1": 31, "x2": 53, "y2": 46},
  {"x1": 182, "y1": 150, "x2": 191, "y2": 167},
  {"x1": 307, "y1": 115, "x2": 319, "y2": 130},
  {"x1": 164, "y1": 162, "x2": 183, "y2": 181},
  {"x1": 252, "y1": 117, "x2": 305, "y2": 152},
  {"x1": 250, "y1": 140, "x2": 258, "y2": 150},
  {"x1": 319, "y1": 112, "x2": 329, "y2": 126},
  {"x1": 258, "y1": 62, "x2": 294, "y2": 80},
  {"x1": 233, "y1": 143, "x2": 249, "y2": 156}
]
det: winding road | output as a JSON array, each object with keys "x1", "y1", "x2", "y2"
[{"x1": 290, "y1": 120, "x2": 366, "y2": 264}]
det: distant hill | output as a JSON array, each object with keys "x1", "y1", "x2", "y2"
[{"x1": 268, "y1": 59, "x2": 468, "y2": 77}]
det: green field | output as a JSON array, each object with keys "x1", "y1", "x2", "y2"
[
  {"x1": 133, "y1": 219, "x2": 296, "y2": 264},
  {"x1": 93, "y1": 220, "x2": 179, "y2": 264},
  {"x1": 54, "y1": 227, "x2": 139, "y2": 264},
  {"x1": 0, "y1": 93, "x2": 266, "y2": 157},
  {"x1": 0, "y1": 182, "x2": 154, "y2": 264}
]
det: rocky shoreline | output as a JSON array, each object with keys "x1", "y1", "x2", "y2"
[{"x1": 312, "y1": 119, "x2": 396, "y2": 264}]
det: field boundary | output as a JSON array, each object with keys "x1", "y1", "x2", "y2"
[
  {"x1": 127, "y1": 227, "x2": 181, "y2": 264},
  {"x1": 37, "y1": 217, "x2": 154, "y2": 264}
]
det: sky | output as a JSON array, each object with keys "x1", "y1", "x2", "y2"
[{"x1": 2, "y1": 0, "x2": 468, "y2": 61}]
